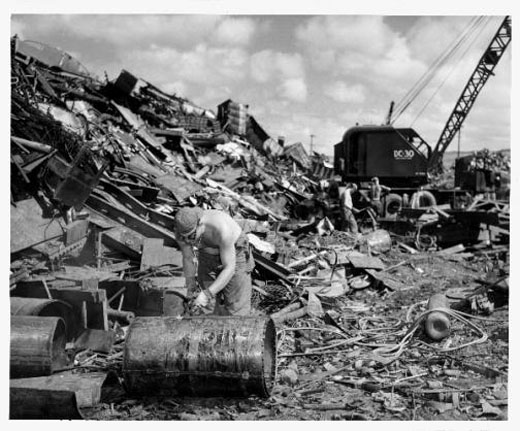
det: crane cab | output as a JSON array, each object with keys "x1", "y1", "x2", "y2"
[{"x1": 334, "y1": 125, "x2": 431, "y2": 188}]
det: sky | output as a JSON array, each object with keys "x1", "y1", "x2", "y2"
[{"x1": 8, "y1": 7, "x2": 513, "y2": 158}]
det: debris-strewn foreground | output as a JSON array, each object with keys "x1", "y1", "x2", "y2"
[{"x1": 10, "y1": 37, "x2": 509, "y2": 421}]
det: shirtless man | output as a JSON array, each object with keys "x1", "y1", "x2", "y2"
[
  {"x1": 369, "y1": 177, "x2": 391, "y2": 216},
  {"x1": 173, "y1": 206, "x2": 254, "y2": 316}
]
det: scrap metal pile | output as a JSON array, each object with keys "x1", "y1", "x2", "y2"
[{"x1": 9, "y1": 36, "x2": 509, "y2": 421}]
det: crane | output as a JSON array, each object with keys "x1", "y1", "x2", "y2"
[
  {"x1": 427, "y1": 15, "x2": 511, "y2": 172},
  {"x1": 334, "y1": 16, "x2": 512, "y2": 201}
]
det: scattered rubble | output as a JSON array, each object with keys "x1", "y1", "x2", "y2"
[{"x1": 9, "y1": 36, "x2": 509, "y2": 421}]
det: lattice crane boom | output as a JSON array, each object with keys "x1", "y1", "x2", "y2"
[{"x1": 428, "y1": 15, "x2": 511, "y2": 172}]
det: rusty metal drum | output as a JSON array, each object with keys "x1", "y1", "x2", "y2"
[{"x1": 123, "y1": 315, "x2": 277, "y2": 397}]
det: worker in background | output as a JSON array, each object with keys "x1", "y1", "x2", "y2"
[
  {"x1": 327, "y1": 175, "x2": 342, "y2": 200},
  {"x1": 369, "y1": 177, "x2": 391, "y2": 217},
  {"x1": 173, "y1": 206, "x2": 254, "y2": 316},
  {"x1": 475, "y1": 157, "x2": 487, "y2": 197},
  {"x1": 339, "y1": 183, "x2": 359, "y2": 234}
]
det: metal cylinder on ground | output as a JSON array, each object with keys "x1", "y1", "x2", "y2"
[
  {"x1": 123, "y1": 315, "x2": 277, "y2": 397},
  {"x1": 424, "y1": 293, "x2": 451, "y2": 341},
  {"x1": 10, "y1": 316, "x2": 69, "y2": 378},
  {"x1": 364, "y1": 229, "x2": 392, "y2": 253},
  {"x1": 10, "y1": 297, "x2": 77, "y2": 340}
]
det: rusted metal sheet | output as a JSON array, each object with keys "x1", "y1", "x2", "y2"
[
  {"x1": 98, "y1": 178, "x2": 176, "y2": 229},
  {"x1": 46, "y1": 147, "x2": 107, "y2": 210},
  {"x1": 140, "y1": 238, "x2": 183, "y2": 271},
  {"x1": 10, "y1": 386, "x2": 82, "y2": 420},
  {"x1": 10, "y1": 316, "x2": 69, "y2": 378},
  {"x1": 10, "y1": 371, "x2": 115, "y2": 419},
  {"x1": 283, "y1": 142, "x2": 311, "y2": 169},
  {"x1": 123, "y1": 316, "x2": 277, "y2": 397},
  {"x1": 86, "y1": 191, "x2": 178, "y2": 247},
  {"x1": 155, "y1": 172, "x2": 204, "y2": 203},
  {"x1": 347, "y1": 254, "x2": 385, "y2": 270},
  {"x1": 10, "y1": 198, "x2": 64, "y2": 253}
]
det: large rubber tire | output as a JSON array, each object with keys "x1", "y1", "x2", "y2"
[
  {"x1": 384, "y1": 193, "x2": 403, "y2": 216},
  {"x1": 410, "y1": 190, "x2": 437, "y2": 209}
]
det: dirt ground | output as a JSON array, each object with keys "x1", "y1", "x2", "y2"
[{"x1": 82, "y1": 238, "x2": 509, "y2": 422}]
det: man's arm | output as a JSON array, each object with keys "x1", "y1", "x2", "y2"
[
  {"x1": 206, "y1": 235, "x2": 237, "y2": 297},
  {"x1": 178, "y1": 240, "x2": 197, "y2": 294}
]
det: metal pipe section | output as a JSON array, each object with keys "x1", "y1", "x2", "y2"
[
  {"x1": 10, "y1": 316, "x2": 69, "y2": 378},
  {"x1": 10, "y1": 297, "x2": 77, "y2": 340}
]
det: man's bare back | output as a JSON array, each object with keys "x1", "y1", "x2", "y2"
[{"x1": 198, "y1": 210, "x2": 241, "y2": 250}]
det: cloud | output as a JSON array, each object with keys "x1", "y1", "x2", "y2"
[
  {"x1": 295, "y1": 15, "x2": 423, "y2": 87},
  {"x1": 10, "y1": 19, "x2": 26, "y2": 39},
  {"x1": 118, "y1": 44, "x2": 249, "y2": 88},
  {"x1": 406, "y1": 16, "x2": 475, "y2": 64},
  {"x1": 250, "y1": 50, "x2": 305, "y2": 83},
  {"x1": 161, "y1": 80, "x2": 189, "y2": 97},
  {"x1": 279, "y1": 78, "x2": 307, "y2": 102},
  {"x1": 11, "y1": 14, "x2": 227, "y2": 49},
  {"x1": 296, "y1": 16, "x2": 390, "y2": 54},
  {"x1": 214, "y1": 17, "x2": 257, "y2": 45},
  {"x1": 324, "y1": 81, "x2": 365, "y2": 103}
]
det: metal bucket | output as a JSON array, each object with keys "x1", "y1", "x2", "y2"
[
  {"x1": 10, "y1": 297, "x2": 77, "y2": 340},
  {"x1": 123, "y1": 316, "x2": 277, "y2": 397},
  {"x1": 10, "y1": 316, "x2": 69, "y2": 378}
]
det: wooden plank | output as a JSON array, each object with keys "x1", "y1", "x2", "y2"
[
  {"x1": 144, "y1": 277, "x2": 186, "y2": 291},
  {"x1": 81, "y1": 278, "x2": 99, "y2": 291},
  {"x1": 436, "y1": 244, "x2": 466, "y2": 255},
  {"x1": 397, "y1": 242, "x2": 419, "y2": 254},
  {"x1": 99, "y1": 261, "x2": 132, "y2": 273}
]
